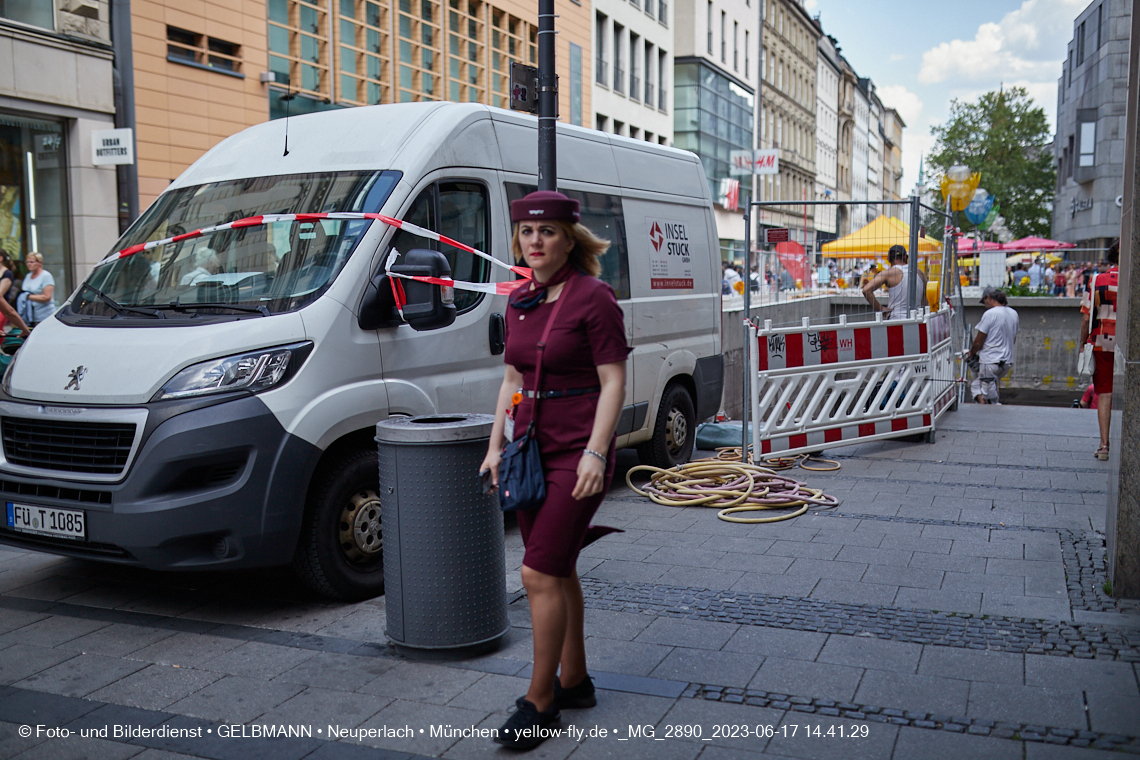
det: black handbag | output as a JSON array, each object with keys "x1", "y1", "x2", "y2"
[{"x1": 498, "y1": 274, "x2": 575, "y2": 512}]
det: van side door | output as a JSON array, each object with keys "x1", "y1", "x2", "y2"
[{"x1": 378, "y1": 174, "x2": 506, "y2": 416}]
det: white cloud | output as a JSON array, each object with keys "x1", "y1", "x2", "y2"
[
  {"x1": 803, "y1": 0, "x2": 818, "y2": 10},
  {"x1": 918, "y1": 0, "x2": 1084, "y2": 85},
  {"x1": 878, "y1": 85, "x2": 924, "y2": 128}
]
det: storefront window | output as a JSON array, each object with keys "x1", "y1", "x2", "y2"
[
  {"x1": 0, "y1": 114, "x2": 73, "y2": 296},
  {"x1": 0, "y1": 0, "x2": 55, "y2": 30}
]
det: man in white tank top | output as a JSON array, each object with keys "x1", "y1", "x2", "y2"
[{"x1": 860, "y1": 245, "x2": 928, "y2": 319}]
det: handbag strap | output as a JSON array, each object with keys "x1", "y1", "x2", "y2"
[{"x1": 529, "y1": 272, "x2": 577, "y2": 428}]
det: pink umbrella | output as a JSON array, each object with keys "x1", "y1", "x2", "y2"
[
  {"x1": 1001, "y1": 236, "x2": 1076, "y2": 251},
  {"x1": 957, "y1": 239, "x2": 1004, "y2": 256}
]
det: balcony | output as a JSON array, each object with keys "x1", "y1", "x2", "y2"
[
  {"x1": 631, "y1": 75, "x2": 640, "y2": 102},
  {"x1": 615, "y1": 67, "x2": 625, "y2": 94},
  {"x1": 596, "y1": 59, "x2": 607, "y2": 86}
]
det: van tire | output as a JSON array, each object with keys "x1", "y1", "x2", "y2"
[
  {"x1": 293, "y1": 448, "x2": 385, "y2": 601},
  {"x1": 637, "y1": 382, "x2": 696, "y2": 469}
]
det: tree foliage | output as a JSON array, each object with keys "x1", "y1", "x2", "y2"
[{"x1": 928, "y1": 87, "x2": 1055, "y2": 239}]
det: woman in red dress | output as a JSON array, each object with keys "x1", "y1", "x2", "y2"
[{"x1": 480, "y1": 191, "x2": 629, "y2": 750}]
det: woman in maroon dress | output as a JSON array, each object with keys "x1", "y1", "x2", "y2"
[{"x1": 480, "y1": 191, "x2": 629, "y2": 749}]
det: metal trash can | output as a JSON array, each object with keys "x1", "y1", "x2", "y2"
[{"x1": 375, "y1": 413, "x2": 508, "y2": 654}]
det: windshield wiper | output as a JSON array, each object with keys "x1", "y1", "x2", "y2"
[
  {"x1": 79, "y1": 284, "x2": 161, "y2": 318},
  {"x1": 154, "y1": 302, "x2": 271, "y2": 317}
]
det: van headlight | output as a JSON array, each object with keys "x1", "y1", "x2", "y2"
[{"x1": 152, "y1": 342, "x2": 313, "y2": 401}]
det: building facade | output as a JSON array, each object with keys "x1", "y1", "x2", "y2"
[
  {"x1": 0, "y1": 0, "x2": 119, "y2": 291},
  {"x1": 1052, "y1": 0, "x2": 1132, "y2": 250},
  {"x1": 850, "y1": 69, "x2": 869, "y2": 229},
  {"x1": 593, "y1": 0, "x2": 672, "y2": 143},
  {"x1": 131, "y1": 0, "x2": 594, "y2": 213},
  {"x1": 882, "y1": 106, "x2": 904, "y2": 201},
  {"x1": 863, "y1": 79, "x2": 882, "y2": 220},
  {"x1": 673, "y1": 0, "x2": 759, "y2": 258},
  {"x1": 133, "y1": 0, "x2": 270, "y2": 210},
  {"x1": 835, "y1": 51, "x2": 854, "y2": 235},
  {"x1": 813, "y1": 29, "x2": 838, "y2": 238},
  {"x1": 756, "y1": 0, "x2": 818, "y2": 239}
]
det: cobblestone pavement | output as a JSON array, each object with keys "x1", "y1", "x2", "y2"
[{"x1": 0, "y1": 405, "x2": 1138, "y2": 760}]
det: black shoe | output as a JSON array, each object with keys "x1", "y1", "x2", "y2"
[
  {"x1": 494, "y1": 697, "x2": 560, "y2": 750},
  {"x1": 554, "y1": 675, "x2": 597, "y2": 709}
]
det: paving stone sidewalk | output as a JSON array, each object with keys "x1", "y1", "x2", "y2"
[{"x1": 0, "y1": 405, "x2": 1138, "y2": 760}]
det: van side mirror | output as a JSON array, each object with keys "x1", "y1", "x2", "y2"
[{"x1": 358, "y1": 248, "x2": 457, "y2": 331}]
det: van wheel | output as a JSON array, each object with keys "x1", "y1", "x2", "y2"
[
  {"x1": 638, "y1": 383, "x2": 696, "y2": 469},
  {"x1": 293, "y1": 448, "x2": 385, "y2": 601}
]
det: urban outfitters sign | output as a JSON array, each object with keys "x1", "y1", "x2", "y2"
[
  {"x1": 91, "y1": 128, "x2": 134, "y2": 166},
  {"x1": 646, "y1": 217, "x2": 694, "y2": 289}
]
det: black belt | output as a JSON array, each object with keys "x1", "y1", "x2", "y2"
[{"x1": 521, "y1": 385, "x2": 601, "y2": 399}]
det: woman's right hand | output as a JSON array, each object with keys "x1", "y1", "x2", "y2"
[{"x1": 480, "y1": 448, "x2": 503, "y2": 488}]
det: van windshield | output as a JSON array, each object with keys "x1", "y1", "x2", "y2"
[{"x1": 68, "y1": 171, "x2": 400, "y2": 320}]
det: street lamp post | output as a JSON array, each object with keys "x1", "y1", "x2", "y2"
[{"x1": 537, "y1": 0, "x2": 557, "y2": 191}]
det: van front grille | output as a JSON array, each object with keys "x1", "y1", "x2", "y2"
[{"x1": 1, "y1": 417, "x2": 136, "y2": 475}]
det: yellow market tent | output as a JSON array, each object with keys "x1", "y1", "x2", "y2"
[{"x1": 821, "y1": 215, "x2": 943, "y2": 258}]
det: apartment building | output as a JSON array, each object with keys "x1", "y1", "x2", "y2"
[
  {"x1": 756, "y1": 0, "x2": 819, "y2": 238},
  {"x1": 883, "y1": 107, "x2": 904, "y2": 201},
  {"x1": 814, "y1": 32, "x2": 839, "y2": 239},
  {"x1": 849, "y1": 68, "x2": 870, "y2": 229},
  {"x1": 673, "y1": 0, "x2": 759, "y2": 257},
  {"x1": 593, "y1": 0, "x2": 672, "y2": 143},
  {"x1": 1052, "y1": 0, "x2": 1131, "y2": 250},
  {"x1": 0, "y1": 0, "x2": 119, "y2": 290},
  {"x1": 863, "y1": 78, "x2": 882, "y2": 221},
  {"x1": 835, "y1": 53, "x2": 854, "y2": 235}
]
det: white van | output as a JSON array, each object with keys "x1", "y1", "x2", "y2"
[{"x1": 0, "y1": 103, "x2": 722, "y2": 599}]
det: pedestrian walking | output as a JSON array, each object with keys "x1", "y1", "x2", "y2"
[
  {"x1": 1079, "y1": 240, "x2": 1119, "y2": 461},
  {"x1": 16, "y1": 252, "x2": 55, "y2": 328},
  {"x1": 722, "y1": 263, "x2": 742, "y2": 295},
  {"x1": 0, "y1": 253, "x2": 29, "y2": 336},
  {"x1": 860, "y1": 244, "x2": 927, "y2": 319},
  {"x1": 967, "y1": 287, "x2": 1019, "y2": 404},
  {"x1": 479, "y1": 191, "x2": 629, "y2": 750},
  {"x1": 1027, "y1": 257, "x2": 1043, "y2": 290}
]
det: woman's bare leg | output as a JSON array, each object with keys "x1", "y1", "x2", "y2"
[
  {"x1": 521, "y1": 564, "x2": 564, "y2": 712},
  {"x1": 558, "y1": 571, "x2": 588, "y2": 687}
]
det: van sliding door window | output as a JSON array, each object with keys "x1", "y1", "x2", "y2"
[
  {"x1": 388, "y1": 181, "x2": 490, "y2": 313},
  {"x1": 505, "y1": 183, "x2": 630, "y2": 300}
]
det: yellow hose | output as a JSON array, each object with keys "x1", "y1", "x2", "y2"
[{"x1": 625, "y1": 460, "x2": 838, "y2": 524}]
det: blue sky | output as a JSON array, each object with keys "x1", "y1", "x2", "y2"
[{"x1": 805, "y1": 0, "x2": 1088, "y2": 192}]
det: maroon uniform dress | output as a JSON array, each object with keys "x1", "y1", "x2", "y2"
[{"x1": 504, "y1": 271, "x2": 631, "y2": 577}]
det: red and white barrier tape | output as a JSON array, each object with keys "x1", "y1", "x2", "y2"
[{"x1": 95, "y1": 212, "x2": 532, "y2": 280}]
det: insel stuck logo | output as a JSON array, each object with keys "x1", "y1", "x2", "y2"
[{"x1": 645, "y1": 217, "x2": 694, "y2": 289}]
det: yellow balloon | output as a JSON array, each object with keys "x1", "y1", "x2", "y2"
[
  {"x1": 837, "y1": 278, "x2": 847, "y2": 289},
  {"x1": 733, "y1": 280, "x2": 745, "y2": 294}
]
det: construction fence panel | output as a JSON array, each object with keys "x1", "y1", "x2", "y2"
[{"x1": 749, "y1": 308, "x2": 956, "y2": 459}]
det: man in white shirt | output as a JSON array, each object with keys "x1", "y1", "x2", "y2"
[
  {"x1": 967, "y1": 287, "x2": 1019, "y2": 404},
  {"x1": 1027, "y1": 258, "x2": 1043, "y2": 290}
]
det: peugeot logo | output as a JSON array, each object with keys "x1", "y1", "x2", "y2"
[{"x1": 65, "y1": 366, "x2": 86, "y2": 391}]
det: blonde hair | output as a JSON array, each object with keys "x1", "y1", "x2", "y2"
[
  {"x1": 26, "y1": 252, "x2": 44, "y2": 264},
  {"x1": 511, "y1": 220, "x2": 610, "y2": 278}
]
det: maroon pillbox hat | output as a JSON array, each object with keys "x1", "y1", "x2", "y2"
[{"x1": 510, "y1": 191, "x2": 580, "y2": 224}]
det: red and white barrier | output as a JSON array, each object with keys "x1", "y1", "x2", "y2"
[{"x1": 749, "y1": 308, "x2": 956, "y2": 459}]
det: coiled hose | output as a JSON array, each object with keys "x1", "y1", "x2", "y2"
[
  {"x1": 625, "y1": 459, "x2": 840, "y2": 524},
  {"x1": 710, "y1": 446, "x2": 841, "y2": 472}
]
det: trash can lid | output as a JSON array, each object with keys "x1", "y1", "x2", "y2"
[{"x1": 375, "y1": 413, "x2": 495, "y2": 444}]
